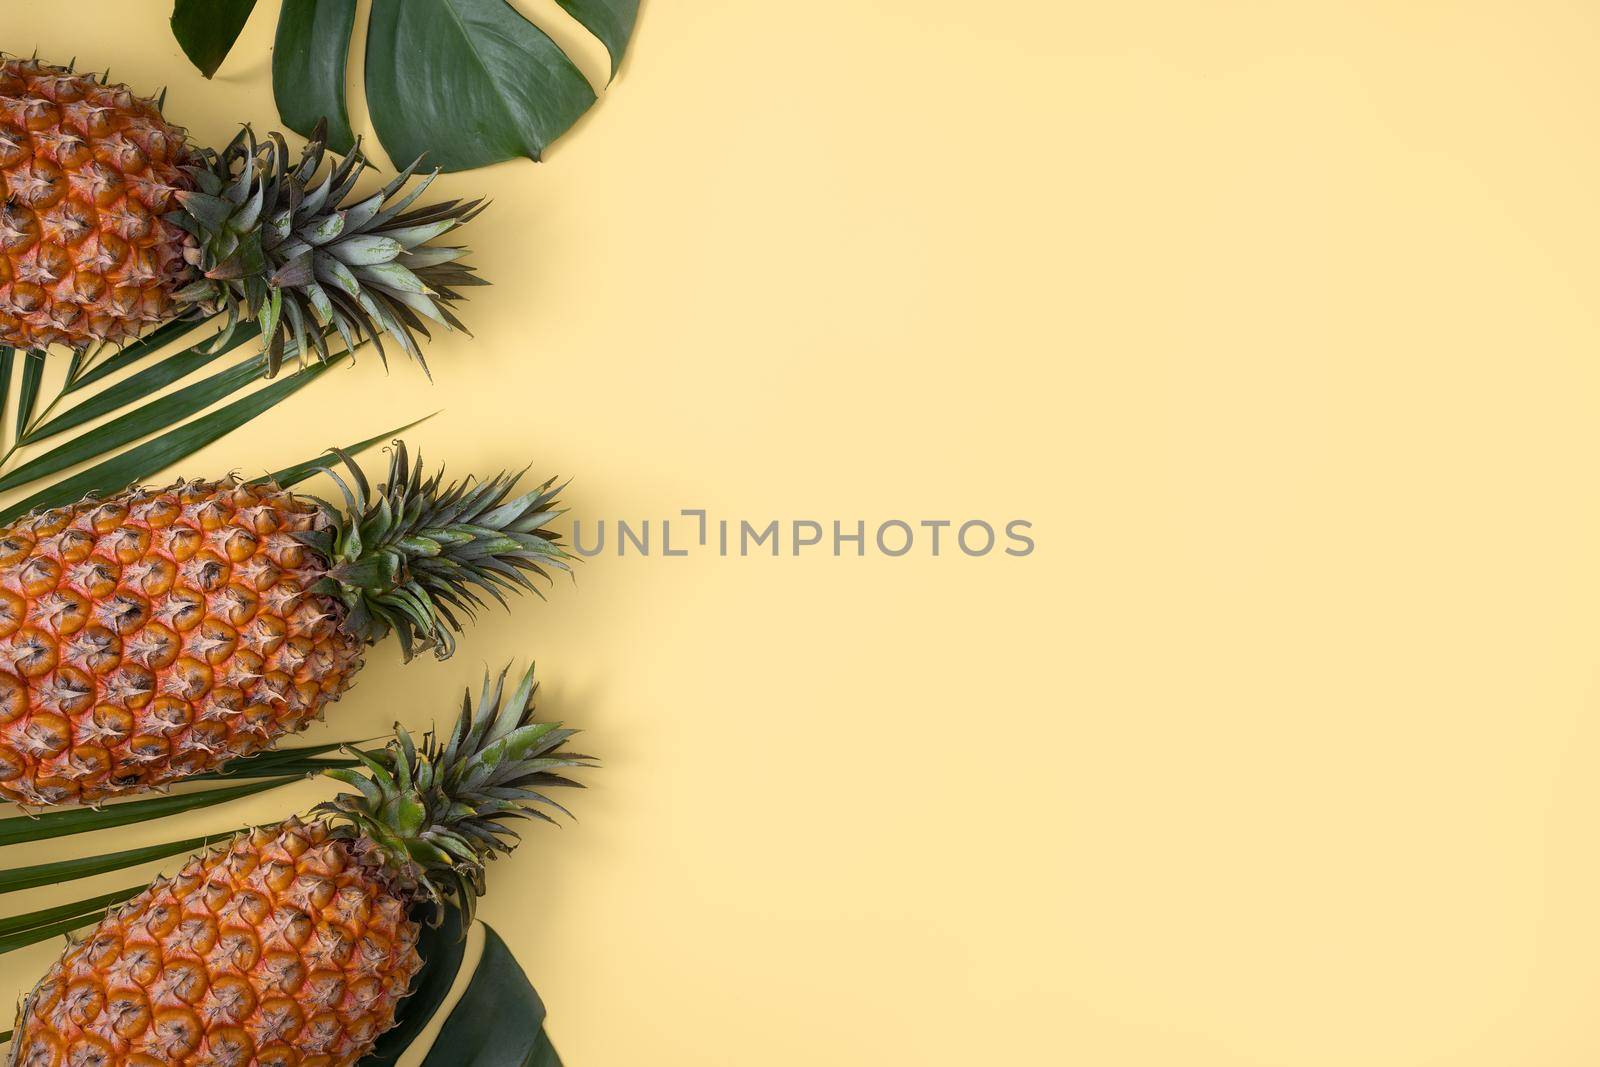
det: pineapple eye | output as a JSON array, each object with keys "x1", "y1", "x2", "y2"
[
  {"x1": 0, "y1": 535, "x2": 33, "y2": 565},
  {"x1": 19, "y1": 555, "x2": 61, "y2": 594},
  {"x1": 96, "y1": 591, "x2": 149, "y2": 634},
  {"x1": 18, "y1": 1036, "x2": 56, "y2": 1067}
]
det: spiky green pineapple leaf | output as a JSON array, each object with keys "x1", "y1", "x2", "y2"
[
  {"x1": 308, "y1": 446, "x2": 572, "y2": 661},
  {"x1": 318, "y1": 663, "x2": 593, "y2": 919},
  {"x1": 173, "y1": 126, "x2": 486, "y2": 375}
]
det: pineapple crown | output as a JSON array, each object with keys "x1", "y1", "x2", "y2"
[
  {"x1": 316, "y1": 662, "x2": 594, "y2": 926},
  {"x1": 169, "y1": 122, "x2": 486, "y2": 376},
  {"x1": 298, "y1": 441, "x2": 571, "y2": 662}
]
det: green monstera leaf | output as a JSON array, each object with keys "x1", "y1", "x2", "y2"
[
  {"x1": 170, "y1": 0, "x2": 259, "y2": 79},
  {"x1": 171, "y1": 0, "x2": 641, "y2": 171}
]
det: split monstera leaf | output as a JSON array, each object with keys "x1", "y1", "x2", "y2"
[{"x1": 171, "y1": 0, "x2": 641, "y2": 171}]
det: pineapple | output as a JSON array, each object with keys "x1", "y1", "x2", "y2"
[
  {"x1": 0, "y1": 57, "x2": 483, "y2": 372},
  {"x1": 5, "y1": 663, "x2": 592, "y2": 1067},
  {"x1": 0, "y1": 442, "x2": 568, "y2": 807}
]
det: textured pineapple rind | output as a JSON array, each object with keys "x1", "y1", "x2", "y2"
[
  {"x1": 0, "y1": 478, "x2": 364, "y2": 806},
  {"x1": 5, "y1": 817, "x2": 423, "y2": 1067},
  {"x1": 0, "y1": 58, "x2": 196, "y2": 349}
]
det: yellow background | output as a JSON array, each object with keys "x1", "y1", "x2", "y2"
[{"x1": 3, "y1": 1, "x2": 1600, "y2": 1063}]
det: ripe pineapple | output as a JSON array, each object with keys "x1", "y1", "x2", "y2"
[
  {"x1": 0, "y1": 442, "x2": 568, "y2": 806},
  {"x1": 0, "y1": 57, "x2": 483, "y2": 372},
  {"x1": 6, "y1": 663, "x2": 592, "y2": 1067}
]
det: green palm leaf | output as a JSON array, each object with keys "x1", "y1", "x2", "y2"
[
  {"x1": 63, "y1": 319, "x2": 205, "y2": 395},
  {"x1": 0, "y1": 831, "x2": 246, "y2": 895},
  {"x1": 0, "y1": 316, "x2": 438, "y2": 531},
  {"x1": 0, "y1": 886, "x2": 145, "y2": 948},
  {"x1": 265, "y1": 411, "x2": 438, "y2": 488},
  {"x1": 0, "y1": 777, "x2": 296, "y2": 848},
  {"x1": 194, "y1": 741, "x2": 360, "y2": 780},
  {"x1": 0, "y1": 353, "x2": 276, "y2": 495},
  {"x1": 21, "y1": 325, "x2": 259, "y2": 446},
  {"x1": 13, "y1": 349, "x2": 45, "y2": 446}
]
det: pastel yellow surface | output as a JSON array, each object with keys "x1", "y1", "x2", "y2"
[{"x1": 3, "y1": 1, "x2": 1600, "y2": 1063}]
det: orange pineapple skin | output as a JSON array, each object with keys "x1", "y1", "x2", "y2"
[
  {"x1": 9, "y1": 817, "x2": 423, "y2": 1067},
  {"x1": 0, "y1": 58, "x2": 195, "y2": 349},
  {"x1": 0, "y1": 479, "x2": 364, "y2": 806}
]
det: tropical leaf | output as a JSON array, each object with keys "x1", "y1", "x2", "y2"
[
  {"x1": 20, "y1": 325, "x2": 259, "y2": 447},
  {"x1": 0, "y1": 777, "x2": 296, "y2": 847},
  {"x1": 0, "y1": 321, "x2": 277, "y2": 523},
  {"x1": 0, "y1": 354, "x2": 335, "y2": 523},
  {"x1": 366, "y1": 918, "x2": 563, "y2": 1067},
  {"x1": 526, "y1": 1028, "x2": 565, "y2": 1067},
  {"x1": 0, "y1": 744, "x2": 356, "y2": 897},
  {"x1": 213, "y1": 0, "x2": 641, "y2": 170},
  {"x1": 363, "y1": 0, "x2": 595, "y2": 171},
  {"x1": 0, "y1": 348, "x2": 13, "y2": 443},
  {"x1": 273, "y1": 0, "x2": 358, "y2": 153},
  {"x1": 363, "y1": 907, "x2": 470, "y2": 1066},
  {"x1": 264, "y1": 411, "x2": 438, "y2": 488},
  {"x1": 557, "y1": 0, "x2": 639, "y2": 77},
  {"x1": 170, "y1": 0, "x2": 260, "y2": 79},
  {"x1": 14, "y1": 349, "x2": 45, "y2": 446},
  {"x1": 0, "y1": 742, "x2": 362, "y2": 847},
  {"x1": 419, "y1": 924, "x2": 553, "y2": 1066},
  {"x1": 0, "y1": 887, "x2": 144, "y2": 940},
  {"x1": 63, "y1": 319, "x2": 205, "y2": 395},
  {"x1": 191, "y1": 748, "x2": 360, "y2": 781},
  {"x1": 0, "y1": 353, "x2": 273, "y2": 496},
  {"x1": 0, "y1": 745, "x2": 360, "y2": 967},
  {"x1": 0, "y1": 831, "x2": 245, "y2": 895},
  {"x1": 0, "y1": 886, "x2": 146, "y2": 953}
]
